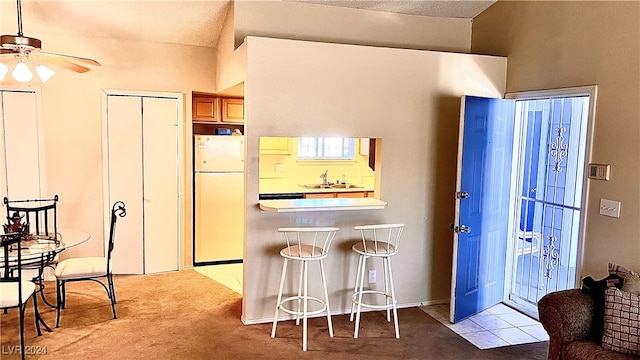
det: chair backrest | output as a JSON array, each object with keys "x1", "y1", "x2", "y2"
[
  {"x1": 1, "y1": 232, "x2": 23, "y2": 279},
  {"x1": 4, "y1": 195, "x2": 59, "y2": 240},
  {"x1": 106, "y1": 201, "x2": 126, "y2": 272},
  {"x1": 354, "y1": 223, "x2": 405, "y2": 255},
  {"x1": 0, "y1": 233, "x2": 26, "y2": 307},
  {"x1": 277, "y1": 227, "x2": 340, "y2": 259}
]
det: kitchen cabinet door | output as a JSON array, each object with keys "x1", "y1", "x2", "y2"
[
  {"x1": 193, "y1": 96, "x2": 219, "y2": 122},
  {"x1": 221, "y1": 98, "x2": 244, "y2": 123},
  {"x1": 304, "y1": 193, "x2": 336, "y2": 199},
  {"x1": 336, "y1": 191, "x2": 367, "y2": 198}
]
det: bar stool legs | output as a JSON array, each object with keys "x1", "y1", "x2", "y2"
[
  {"x1": 350, "y1": 253, "x2": 399, "y2": 338},
  {"x1": 271, "y1": 227, "x2": 338, "y2": 351},
  {"x1": 349, "y1": 223, "x2": 404, "y2": 339},
  {"x1": 271, "y1": 258, "x2": 289, "y2": 338},
  {"x1": 271, "y1": 251, "x2": 335, "y2": 351},
  {"x1": 387, "y1": 258, "x2": 399, "y2": 338},
  {"x1": 319, "y1": 259, "x2": 334, "y2": 339}
]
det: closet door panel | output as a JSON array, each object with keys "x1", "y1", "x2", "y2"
[
  {"x1": 2, "y1": 91, "x2": 41, "y2": 199},
  {"x1": 107, "y1": 95, "x2": 144, "y2": 274},
  {"x1": 142, "y1": 97, "x2": 179, "y2": 273}
]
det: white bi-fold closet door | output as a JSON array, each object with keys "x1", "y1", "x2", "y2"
[
  {"x1": 103, "y1": 91, "x2": 183, "y2": 275},
  {"x1": 0, "y1": 90, "x2": 44, "y2": 200}
]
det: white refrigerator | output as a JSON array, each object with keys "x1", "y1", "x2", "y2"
[{"x1": 194, "y1": 135, "x2": 245, "y2": 264}]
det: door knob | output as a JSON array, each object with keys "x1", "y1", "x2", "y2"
[
  {"x1": 450, "y1": 224, "x2": 471, "y2": 233},
  {"x1": 456, "y1": 191, "x2": 470, "y2": 199}
]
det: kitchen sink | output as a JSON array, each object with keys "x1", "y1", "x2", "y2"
[
  {"x1": 300, "y1": 184, "x2": 333, "y2": 189},
  {"x1": 300, "y1": 183, "x2": 364, "y2": 189},
  {"x1": 330, "y1": 183, "x2": 363, "y2": 189}
]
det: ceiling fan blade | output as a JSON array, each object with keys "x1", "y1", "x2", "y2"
[
  {"x1": 40, "y1": 51, "x2": 101, "y2": 67},
  {"x1": 36, "y1": 51, "x2": 103, "y2": 73},
  {"x1": 36, "y1": 54, "x2": 91, "y2": 73},
  {"x1": 0, "y1": 49, "x2": 17, "y2": 55}
]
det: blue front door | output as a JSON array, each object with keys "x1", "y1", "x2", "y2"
[{"x1": 450, "y1": 96, "x2": 515, "y2": 323}]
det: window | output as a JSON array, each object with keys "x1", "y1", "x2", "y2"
[{"x1": 297, "y1": 137, "x2": 355, "y2": 160}]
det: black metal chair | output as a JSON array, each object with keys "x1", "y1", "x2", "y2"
[
  {"x1": 4, "y1": 196, "x2": 59, "y2": 239},
  {"x1": 0, "y1": 232, "x2": 40, "y2": 360},
  {"x1": 54, "y1": 201, "x2": 126, "y2": 327},
  {"x1": 4, "y1": 195, "x2": 60, "y2": 308}
]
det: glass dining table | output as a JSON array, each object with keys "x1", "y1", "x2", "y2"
[
  {"x1": 15, "y1": 228, "x2": 91, "y2": 262},
  {"x1": 1, "y1": 227, "x2": 91, "y2": 332}
]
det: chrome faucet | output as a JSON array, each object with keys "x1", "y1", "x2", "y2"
[{"x1": 320, "y1": 170, "x2": 328, "y2": 185}]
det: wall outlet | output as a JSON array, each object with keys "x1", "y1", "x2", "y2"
[
  {"x1": 275, "y1": 163, "x2": 285, "y2": 172},
  {"x1": 368, "y1": 270, "x2": 376, "y2": 284}
]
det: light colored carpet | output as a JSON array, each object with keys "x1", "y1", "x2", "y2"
[{"x1": 1, "y1": 270, "x2": 549, "y2": 359}]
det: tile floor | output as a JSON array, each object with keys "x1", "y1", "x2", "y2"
[
  {"x1": 420, "y1": 303, "x2": 549, "y2": 349},
  {"x1": 194, "y1": 263, "x2": 243, "y2": 295}
]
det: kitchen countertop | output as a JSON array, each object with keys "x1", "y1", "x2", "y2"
[{"x1": 259, "y1": 197, "x2": 387, "y2": 213}]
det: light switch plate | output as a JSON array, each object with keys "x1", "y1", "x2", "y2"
[{"x1": 599, "y1": 199, "x2": 621, "y2": 218}]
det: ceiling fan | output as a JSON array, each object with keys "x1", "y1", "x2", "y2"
[{"x1": 0, "y1": 0, "x2": 101, "y2": 83}]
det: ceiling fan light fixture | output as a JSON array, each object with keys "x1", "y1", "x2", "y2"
[
  {"x1": 1, "y1": 0, "x2": 101, "y2": 82},
  {"x1": 12, "y1": 61, "x2": 32, "y2": 82},
  {"x1": 35, "y1": 64, "x2": 55, "y2": 83},
  {"x1": 0, "y1": 34, "x2": 41, "y2": 51},
  {"x1": 0, "y1": 63, "x2": 8, "y2": 81}
]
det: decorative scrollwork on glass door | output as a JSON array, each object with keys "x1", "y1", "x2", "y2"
[{"x1": 549, "y1": 126, "x2": 568, "y2": 172}]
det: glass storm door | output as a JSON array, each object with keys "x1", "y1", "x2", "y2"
[{"x1": 509, "y1": 96, "x2": 590, "y2": 312}]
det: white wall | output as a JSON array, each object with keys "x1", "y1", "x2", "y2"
[{"x1": 242, "y1": 36, "x2": 507, "y2": 323}]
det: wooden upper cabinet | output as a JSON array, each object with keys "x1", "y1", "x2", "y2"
[
  {"x1": 193, "y1": 96, "x2": 220, "y2": 122},
  {"x1": 221, "y1": 98, "x2": 244, "y2": 123}
]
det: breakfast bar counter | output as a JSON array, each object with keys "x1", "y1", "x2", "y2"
[{"x1": 259, "y1": 197, "x2": 387, "y2": 213}]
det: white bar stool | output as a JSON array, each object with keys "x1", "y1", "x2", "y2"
[
  {"x1": 350, "y1": 223, "x2": 404, "y2": 339},
  {"x1": 271, "y1": 227, "x2": 339, "y2": 351}
]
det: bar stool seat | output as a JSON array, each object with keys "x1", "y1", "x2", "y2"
[
  {"x1": 350, "y1": 223, "x2": 404, "y2": 339},
  {"x1": 271, "y1": 227, "x2": 339, "y2": 351}
]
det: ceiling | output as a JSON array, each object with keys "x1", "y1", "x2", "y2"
[
  {"x1": 0, "y1": 0, "x2": 497, "y2": 50},
  {"x1": 290, "y1": 0, "x2": 497, "y2": 18}
]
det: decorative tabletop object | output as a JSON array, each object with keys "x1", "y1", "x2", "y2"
[{"x1": 3, "y1": 211, "x2": 28, "y2": 235}]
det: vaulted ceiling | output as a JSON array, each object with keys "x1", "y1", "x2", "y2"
[
  {"x1": 0, "y1": 0, "x2": 496, "y2": 50},
  {"x1": 290, "y1": 0, "x2": 496, "y2": 18}
]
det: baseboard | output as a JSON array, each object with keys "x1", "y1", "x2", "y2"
[
  {"x1": 241, "y1": 300, "x2": 444, "y2": 325},
  {"x1": 417, "y1": 298, "x2": 449, "y2": 307}
]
